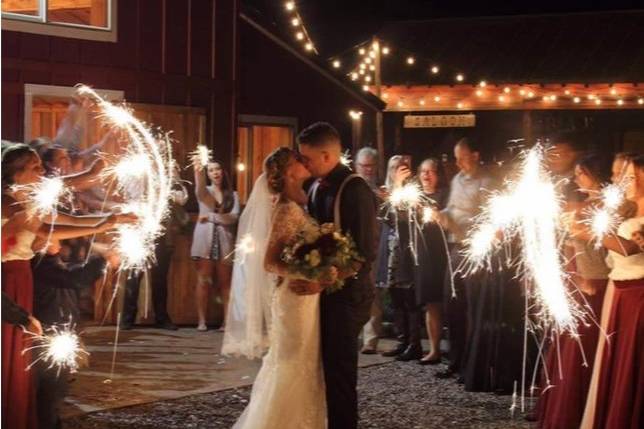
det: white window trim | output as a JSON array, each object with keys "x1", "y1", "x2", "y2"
[
  {"x1": 25, "y1": 83, "x2": 124, "y2": 140},
  {"x1": 2, "y1": 0, "x2": 117, "y2": 43}
]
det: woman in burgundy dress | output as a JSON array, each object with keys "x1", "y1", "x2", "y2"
[
  {"x1": 578, "y1": 155, "x2": 644, "y2": 429},
  {"x1": 2, "y1": 143, "x2": 132, "y2": 428},
  {"x1": 538, "y1": 153, "x2": 611, "y2": 429}
]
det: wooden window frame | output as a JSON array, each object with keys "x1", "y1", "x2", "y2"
[
  {"x1": 2, "y1": 0, "x2": 117, "y2": 42},
  {"x1": 24, "y1": 83, "x2": 124, "y2": 140}
]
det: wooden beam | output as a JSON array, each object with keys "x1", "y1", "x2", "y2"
[{"x1": 378, "y1": 83, "x2": 644, "y2": 111}]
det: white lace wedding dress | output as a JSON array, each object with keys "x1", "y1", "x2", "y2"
[{"x1": 233, "y1": 200, "x2": 326, "y2": 429}]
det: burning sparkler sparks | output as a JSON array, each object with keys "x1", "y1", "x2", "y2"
[
  {"x1": 389, "y1": 182, "x2": 424, "y2": 210},
  {"x1": 76, "y1": 84, "x2": 174, "y2": 272},
  {"x1": 23, "y1": 324, "x2": 88, "y2": 375},
  {"x1": 189, "y1": 144, "x2": 212, "y2": 170},
  {"x1": 13, "y1": 176, "x2": 73, "y2": 219},
  {"x1": 340, "y1": 150, "x2": 352, "y2": 167},
  {"x1": 583, "y1": 182, "x2": 626, "y2": 247},
  {"x1": 461, "y1": 145, "x2": 582, "y2": 333}
]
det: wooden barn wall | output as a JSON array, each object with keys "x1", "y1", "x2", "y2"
[
  {"x1": 237, "y1": 17, "x2": 379, "y2": 150},
  {"x1": 1, "y1": 0, "x2": 238, "y2": 169}
]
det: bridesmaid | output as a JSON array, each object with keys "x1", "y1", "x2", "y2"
[
  {"x1": 1, "y1": 143, "x2": 126, "y2": 429},
  {"x1": 537, "y1": 153, "x2": 611, "y2": 429},
  {"x1": 577, "y1": 154, "x2": 644, "y2": 429},
  {"x1": 191, "y1": 159, "x2": 240, "y2": 331},
  {"x1": 415, "y1": 159, "x2": 448, "y2": 364}
]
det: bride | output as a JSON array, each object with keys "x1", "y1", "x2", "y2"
[{"x1": 231, "y1": 147, "x2": 336, "y2": 429}]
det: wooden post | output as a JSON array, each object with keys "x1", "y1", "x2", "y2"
[
  {"x1": 522, "y1": 110, "x2": 533, "y2": 144},
  {"x1": 373, "y1": 36, "x2": 385, "y2": 181}
]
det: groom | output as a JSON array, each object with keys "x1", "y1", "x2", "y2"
[{"x1": 293, "y1": 122, "x2": 378, "y2": 429}]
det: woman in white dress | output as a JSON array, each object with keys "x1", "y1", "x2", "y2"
[
  {"x1": 233, "y1": 147, "x2": 335, "y2": 429},
  {"x1": 191, "y1": 159, "x2": 240, "y2": 331}
]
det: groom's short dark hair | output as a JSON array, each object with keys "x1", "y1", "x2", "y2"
[{"x1": 297, "y1": 122, "x2": 340, "y2": 147}]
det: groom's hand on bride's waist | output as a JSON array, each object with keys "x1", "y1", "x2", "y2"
[{"x1": 289, "y1": 280, "x2": 325, "y2": 295}]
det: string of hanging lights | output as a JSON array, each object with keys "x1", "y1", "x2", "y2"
[
  {"x1": 284, "y1": 1, "x2": 319, "y2": 55},
  {"x1": 336, "y1": 38, "x2": 644, "y2": 110},
  {"x1": 281, "y1": 4, "x2": 643, "y2": 110}
]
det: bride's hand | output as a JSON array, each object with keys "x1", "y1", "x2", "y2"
[{"x1": 319, "y1": 266, "x2": 338, "y2": 285}]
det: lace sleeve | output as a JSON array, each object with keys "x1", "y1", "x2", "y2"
[{"x1": 263, "y1": 202, "x2": 312, "y2": 280}]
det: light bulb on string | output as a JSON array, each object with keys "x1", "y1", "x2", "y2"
[
  {"x1": 369, "y1": 51, "x2": 376, "y2": 59},
  {"x1": 479, "y1": 80, "x2": 487, "y2": 87},
  {"x1": 457, "y1": 102, "x2": 464, "y2": 109},
  {"x1": 476, "y1": 89, "x2": 483, "y2": 97},
  {"x1": 419, "y1": 99, "x2": 426, "y2": 106},
  {"x1": 364, "y1": 57, "x2": 372, "y2": 64},
  {"x1": 503, "y1": 87, "x2": 511, "y2": 94},
  {"x1": 595, "y1": 98, "x2": 602, "y2": 105},
  {"x1": 617, "y1": 99, "x2": 624, "y2": 106},
  {"x1": 406, "y1": 56, "x2": 415, "y2": 65},
  {"x1": 296, "y1": 32, "x2": 304, "y2": 41},
  {"x1": 359, "y1": 69, "x2": 365, "y2": 75},
  {"x1": 359, "y1": 48, "x2": 366, "y2": 55},
  {"x1": 519, "y1": 89, "x2": 526, "y2": 96},
  {"x1": 304, "y1": 42, "x2": 313, "y2": 51},
  {"x1": 638, "y1": 98, "x2": 644, "y2": 105},
  {"x1": 434, "y1": 95, "x2": 441, "y2": 102},
  {"x1": 364, "y1": 75, "x2": 372, "y2": 83},
  {"x1": 285, "y1": 1, "x2": 295, "y2": 11},
  {"x1": 350, "y1": 72, "x2": 358, "y2": 80},
  {"x1": 291, "y1": 18, "x2": 299, "y2": 26},
  {"x1": 362, "y1": 85, "x2": 369, "y2": 92},
  {"x1": 332, "y1": 60, "x2": 341, "y2": 68},
  {"x1": 573, "y1": 97, "x2": 581, "y2": 103},
  {"x1": 610, "y1": 88, "x2": 617, "y2": 95},
  {"x1": 431, "y1": 66, "x2": 439, "y2": 74},
  {"x1": 369, "y1": 65, "x2": 375, "y2": 71},
  {"x1": 456, "y1": 73, "x2": 464, "y2": 82},
  {"x1": 527, "y1": 91, "x2": 535, "y2": 98},
  {"x1": 382, "y1": 46, "x2": 390, "y2": 55}
]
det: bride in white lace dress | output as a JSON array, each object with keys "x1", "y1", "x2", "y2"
[{"x1": 233, "y1": 147, "x2": 334, "y2": 429}]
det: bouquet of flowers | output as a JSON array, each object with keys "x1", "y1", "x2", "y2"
[{"x1": 281, "y1": 222, "x2": 364, "y2": 293}]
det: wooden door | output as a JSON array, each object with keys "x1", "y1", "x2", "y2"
[{"x1": 236, "y1": 125, "x2": 293, "y2": 204}]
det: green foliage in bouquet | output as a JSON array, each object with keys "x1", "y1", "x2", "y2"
[{"x1": 281, "y1": 222, "x2": 364, "y2": 293}]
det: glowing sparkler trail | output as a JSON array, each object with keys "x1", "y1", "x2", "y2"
[
  {"x1": 77, "y1": 84, "x2": 174, "y2": 272},
  {"x1": 461, "y1": 145, "x2": 581, "y2": 333},
  {"x1": 189, "y1": 144, "x2": 212, "y2": 170},
  {"x1": 340, "y1": 150, "x2": 352, "y2": 167},
  {"x1": 13, "y1": 176, "x2": 72, "y2": 219},
  {"x1": 583, "y1": 182, "x2": 626, "y2": 247},
  {"x1": 389, "y1": 182, "x2": 423, "y2": 210},
  {"x1": 23, "y1": 324, "x2": 88, "y2": 375},
  {"x1": 234, "y1": 233, "x2": 256, "y2": 264}
]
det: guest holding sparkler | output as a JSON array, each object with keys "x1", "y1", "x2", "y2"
[
  {"x1": 191, "y1": 159, "x2": 240, "y2": 331},
  {"x1": 1, "y1": 142, "x2": 131, "y2": 429},
  {"x1": 537, "y1": 153, "x2": 611, "y2": 429},
  {"x1": 415, "y1": 158, "x2": 449, "y2": 365},
  {"x1": 578, "y1": 154, "x2": 644, "y2": 429},
  {"x1": 434, "y1": 138, "x2": 495, "y2": 380},
  {"x1": 379, "y1": 155, "x2": 418, "y2": 359}
]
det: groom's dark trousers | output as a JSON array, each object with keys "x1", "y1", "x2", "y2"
[{"x1": 307, "y1": 164, "x2": 378, "y2": 429}]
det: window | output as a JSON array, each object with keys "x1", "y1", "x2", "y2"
[{"x1": 2, "y1": 0, "x2": 116, "y2": 42}]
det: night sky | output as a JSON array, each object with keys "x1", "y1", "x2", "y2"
[{"x1": 244, "y1": 0, "x2": 644, "y2": 57}]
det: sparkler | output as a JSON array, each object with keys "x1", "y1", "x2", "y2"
[
  {"x1": 340, "y1": 150, "x2": 352, "y2": 167},
  {"x1": 77, "y1": 84, "x2": 174, "y2": 272},
  {"x1": 12, "y1": 176, "x2": 73, "y2": 219},
  {"x1": 583, "y1": 183, "x2": 625, "y2": 247},
  {"x1": 461, "y1": 145, "x2": 582, "y2": 333},
  {"x1": 189, "y1": 144, "x2": 212, "y2": 170},
  {"x1": 23, "y1": 323, "x2": 88, "y2": 375},
  {"x1": 234, "y1": 233, "x2": 256, "y2": 264}
]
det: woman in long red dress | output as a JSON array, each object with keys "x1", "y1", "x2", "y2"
[
  {"x1": 537, "y1": 153, "x2": 611, "y2": 429},
  {"x1": 579, "y1": 155, "x2": 644, "y2": 429},
  {"x1": 2, "y1": 143, "x2": 130, "y2": 428}
]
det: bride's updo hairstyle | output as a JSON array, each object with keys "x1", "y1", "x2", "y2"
[{"x1": 264, "y1": 147, "x2": 295, "y2": 194}]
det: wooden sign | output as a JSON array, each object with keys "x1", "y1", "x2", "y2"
[{"x1": 404, "y1": 114, "x2": 476, "y2": 128}]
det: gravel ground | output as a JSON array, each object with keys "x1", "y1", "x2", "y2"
[{"x1": 65, "y1": 361, "x2": 535, "y2": 429}]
